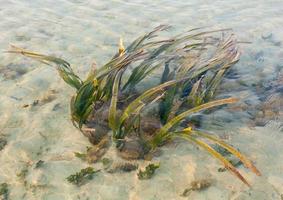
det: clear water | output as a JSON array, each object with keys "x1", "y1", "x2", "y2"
[{"x1": 0, "y1": 0, "x2": 282, "y2": 199}]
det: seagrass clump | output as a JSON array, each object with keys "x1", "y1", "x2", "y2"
[{"x1": 8, "y1": 25, "x2": 260, "y2": 186}]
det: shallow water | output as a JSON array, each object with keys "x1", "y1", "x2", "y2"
[{"x1": 0, "y1": 0, "x2": 282, "y2": 200}]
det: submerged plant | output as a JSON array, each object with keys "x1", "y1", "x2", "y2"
[
  {"x1": 8, "y1": 25, "x2": 261, "y2": 186},
  {"x1": 107, "y1": 162, "x2": 138, "y2": 173},
  {"x1": 170, "y1": 128, "x2": 260, "y2": 186},
  {"x1": 101, "y1": 157, "x2": 113, "y2": 170},
  {"x1": 74, "y1": 137, "x2": 109, "y2": 163},
  {"x1": 34, "y1": 160, "x2": 45, "y2": 169},
  {"x1": 181, "y1": 179, "x2": 212, "y2": 197},
  {"x1": 0, "y1": 137, "x2": 7, "y2": 151},
  {"x1": 66, "y1": 167, "x2": 100, "y2": 186},
  {"x1": 137, "y1": 163, "x2": 160, "y2": 180},
  {"x1": 0, "y1": 183, "x2": 9, "y2": 200}
]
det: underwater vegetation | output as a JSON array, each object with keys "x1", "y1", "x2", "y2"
[
  {"x1": 107, "y1": 162, "x2": 138, "y2": 173},
  {"x1": 0, "y1": 137, "x2": 7, "y2": 151},
  {"x1": 0, "y1": 183, "x2": 9, "y2": 200},
  {"x1": 137, "y1": 163, "x2": 160, "y2": 180},
  {"x1": 8, "y1": 25, "x2": 261, "y2": 186},
  {"x1": 181, "y1": 179, "x2": 212, "y2": 197},
  {"x1": 66, "y1": 167, "x2": 100, "y2": 186}
]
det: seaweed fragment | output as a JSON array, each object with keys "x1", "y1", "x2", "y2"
[
  {"x1": 34, "y1": 160, "x2": 44, "y2": 169},
  {"x1": 17, "y1": 168, "x2": 28, "y2": 180},
  {"x1": 0, "y1": 183, "x2": 9, "y2": 200},
  {"x1": 101, "y1": 157, "x2": 113, "y2": 170},
  {"x1": 181, "y1": 179, "x2": 212, "y2": 197},
  {"x1": 107, "y1": 162, "x2": 138, "y2": 173},
  {"x1": 74, "y1": 137, "x2": 110, "y2": 163},
  {"x1": 0, "y1": 137, "x2": 7, "y2": 151},
  {"x1": 137, "y1": 163, "x2": 160, "y2": 180},
  {"x1": 66, "y1": 167, "x2": 100, "y2": 186},
  {"x1": 74, "y1": 152, "x2": 87, "y2": 161}
]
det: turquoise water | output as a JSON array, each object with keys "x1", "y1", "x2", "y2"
[{"x1": 0, "y1": 1, "x2": 282, "y2": 199}]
